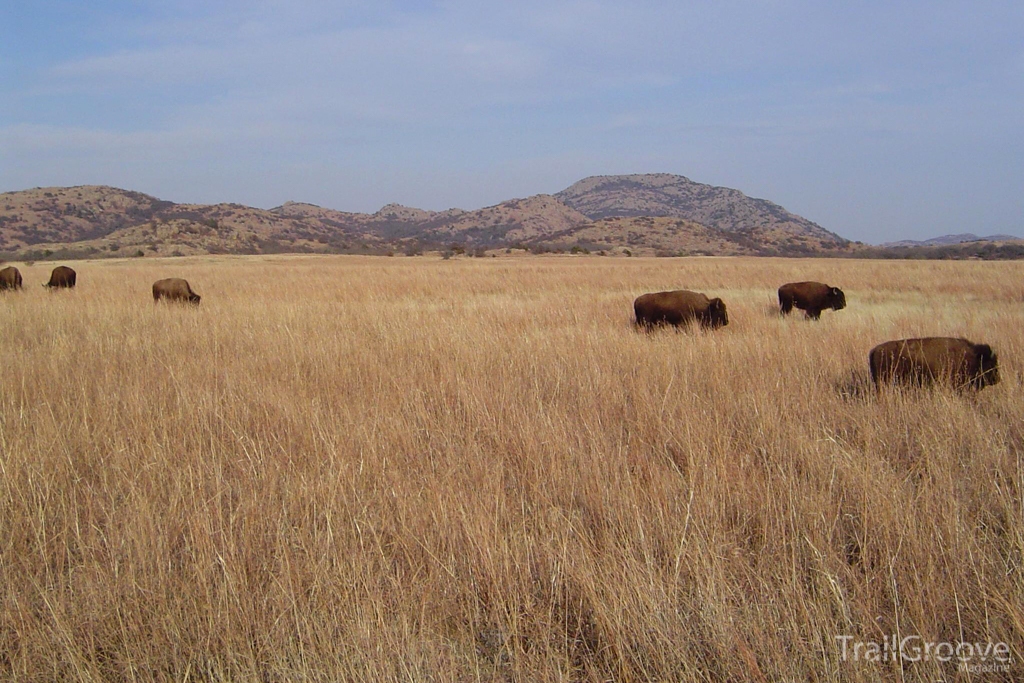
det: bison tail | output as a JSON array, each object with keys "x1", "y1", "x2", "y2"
[{"x1": 868, "y1": 351, "x2": 881, "y2": 387}]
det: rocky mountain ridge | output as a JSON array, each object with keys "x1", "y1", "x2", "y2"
[{"x1": 0, "y1": 174, "x2": 851, "y2": 259}]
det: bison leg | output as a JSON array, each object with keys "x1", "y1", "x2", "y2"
[
  {"x1": 805, "y1": 308, "x2": 822, "y2": 320},
  {"x1": 779, "y1": 295, "x2": 793, "y2": 315}
]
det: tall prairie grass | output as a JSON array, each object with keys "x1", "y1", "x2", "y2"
[{"x1": 0, "y1": 255, "x2": 1021, "y2": 681}]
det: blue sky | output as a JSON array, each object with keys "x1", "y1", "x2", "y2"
[{"x1": 2, "y1": 1, "x2": 1021, "y2": 243}]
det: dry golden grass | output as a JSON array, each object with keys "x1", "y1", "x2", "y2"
[{"x1": 0, "y1": 255, "x2": 1021, "y2": 681}]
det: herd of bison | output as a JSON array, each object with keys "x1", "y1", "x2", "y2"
[
  {"x1": 0, "y1": 265, "x2": 199, "y2": 303},
  {"x1": 0, "y1": 263, "x2": 1002, "y2": 391}
]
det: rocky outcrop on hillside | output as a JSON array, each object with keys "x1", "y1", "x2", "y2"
[{"x1": 556, "y1": 174, "x2": 847, "y2": 247}]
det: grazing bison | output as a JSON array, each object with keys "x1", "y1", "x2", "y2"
[
  {"x1": 153, "y1": 278, "x2": 201, "y2": 305},
  {"x1": 0, "y1": 266, "x2": 23, "y2": 291},
  {"x1": 44, "y1": 265, "x2": 76, "y2": 289},
  {"x1": 634, "y1": 290, "x2": 728, "y2": 330},
  {"x1": 778, "y1": 281, "x2": 846, "y2": 319},
  {"x1": 869, "y1": 337, "x2": 999, "y2": 390}
]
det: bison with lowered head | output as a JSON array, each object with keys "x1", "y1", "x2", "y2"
[
  {"x1": 44, "y1": 265, "x2": 76, "y2": 289},
  {"x1": 778, "y1": 281, "x2": 845, "y2": 319},
  {"x1": 634, "y1": 290, "x2": 728, "y2": 330},
  {"x1": 869, "y1": 337, "x2": 999, "y2": 390},
  {"x1": 0, "y1": 266, "x2": 23, "y2": 291},
  {"x1": 153, "y1": 278, "x2": 201, "y2": 305}
]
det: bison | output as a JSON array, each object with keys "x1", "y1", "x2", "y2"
[
  {"x1": 634, "y1": 290, "x2": 728, "y2": 330},
  {"x1": 153, "y1": 278, "x2": 201, "y2": 305},
  {"x1": 778, "y1": 281, "x2": 846, "y2": 319},
  {"x1": 869, "y1": 337, "x2": 999, "y2": 390},
  {"x1": 0, "y1": 266, "x2": 22, "y2": 291},
  {"x1": 44, "y1": 265, "x2": 76, "y2": 289}
]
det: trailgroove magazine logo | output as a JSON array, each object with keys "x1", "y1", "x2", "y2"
[{"x1": 836, "y1": 635, "x2": 1012, "y2": 673}]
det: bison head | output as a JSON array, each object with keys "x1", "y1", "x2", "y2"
[
  {"x1": 706, "y1": 298, "x2": 729, "y2": 328},
  {"x1": 190, "y1": 293, "x2": 201, "y2": 305},
  {"x1": 828, "y1": 286, "x2": 847, "y2": 311},
  {"x1": 974, "y1": 344, "x2": 1000, "y2": 387}
]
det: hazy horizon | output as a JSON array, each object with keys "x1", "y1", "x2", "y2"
[{"x1": 3, "y1": 1, "x2": 1022, "y2": 243}]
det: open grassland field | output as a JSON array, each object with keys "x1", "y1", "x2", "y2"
[{"x1": 1, "y1": 255, "x2": 1022, "y2": 682}]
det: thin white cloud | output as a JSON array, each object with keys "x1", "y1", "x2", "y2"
[{"x1": 47, "y1": 45, "x2": 234, "y2": 86}]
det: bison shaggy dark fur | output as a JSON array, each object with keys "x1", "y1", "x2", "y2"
[
  {"x1": 778, "y1": 281, "x2": 846, "y2": 319},
  {"x1": 869, "y1": 337, "x2": 999, "y2": 390},
  {"x1": 153, "y1": 278, "x2": 201, "y2": 305},
  {"x1": 0, "y1": 266, "x2": 23, "y2": 291},
  {"x1": 45, "y1": 266, "x2": 76, "y2": 289},
  {"x1": 634, "y1": 290, "x2": 728, "y2": 330}
]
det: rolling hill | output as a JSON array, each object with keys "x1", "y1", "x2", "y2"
[{"x1": 881, "y1": 233, "x2": 1023, "y2": 247}]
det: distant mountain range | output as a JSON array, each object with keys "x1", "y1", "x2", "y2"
[
  {"x1": 0, "y1": 174, "x2": 854, "y2": 259},
  {"x1": 880, "y1": 233, "x2": 1022, "y2": 247},
  {"x1": 2, "y1": 175, "x2": 1019, "y2": 260}
]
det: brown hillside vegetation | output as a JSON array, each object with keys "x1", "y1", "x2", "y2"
[
  {"x1": 0, "y1": 185, "x2": 169, "y2": 249},
  {"x1": 422, "y1": 194, "x2": 590, "y2": 244},
  {"x1": 541, "y1": 216, "x2": 758, "y2": 256},
  {"x1": 0, "y1": 255, "x2": 1021, "y2": 680},
  {"x1": 0, "y1": 186, "x2": 385, "y2": 258}
]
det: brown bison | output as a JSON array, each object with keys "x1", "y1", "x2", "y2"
[
  {"x1": 634, "y1": 290, "x2": 728, "y2": 330},
  {"x1": 44, "y1": 265, "x2": 76, "y2": 289},
  {"x1": 0, "y1": 266, "x2": 22, "y2": 291},
  {"x1": 153, "y1": 278, "x2": 201, "y2": 305},
  {"x1": 869, "y1": 337, "x2": 999, "y2": 390},
  {"x1": 778, "y1": 281, "x2": 846, "y2": 319}
]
